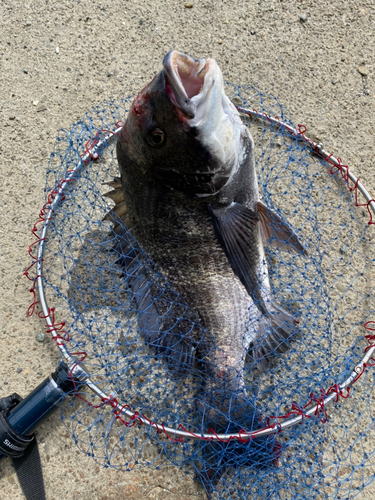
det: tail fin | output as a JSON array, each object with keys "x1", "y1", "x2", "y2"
[{"x1": 195, "y1": 395, "x2": 280, "y2": 498}]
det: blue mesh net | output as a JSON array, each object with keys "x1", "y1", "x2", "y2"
[{"x1": 33, "y1": 85, "x2": 375, "y2": 499}]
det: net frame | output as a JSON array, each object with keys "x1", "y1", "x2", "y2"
[{"x1": 26, "y1": 102, "x2": 375, "y2": 445}]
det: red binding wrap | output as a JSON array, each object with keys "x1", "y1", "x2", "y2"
[
  {"x1": 235, "y1": 107, "x2": 375, "y2": 226},
  {"x1": 82, "y1": 126, "x2": 123, "y2": 162}
]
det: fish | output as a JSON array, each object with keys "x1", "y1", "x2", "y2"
[{"x1": 110, "y1": 50, "x2": 307, "y2": 493}]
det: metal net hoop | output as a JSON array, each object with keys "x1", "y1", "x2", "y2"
[{"x1": 26, "y1": 85, "x2": 375, "y2": 449}]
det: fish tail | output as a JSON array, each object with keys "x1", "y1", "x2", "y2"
[
  {"x1": 195, "y1": 390, "x2": 280, "y2": 492},
  {"x1": 198, "y1": 435, "x2": 281, "y2": 498}
]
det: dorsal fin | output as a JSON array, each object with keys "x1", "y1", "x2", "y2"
[{"x1": 102, "y1": 178, "x2": 131, "y2": 232}]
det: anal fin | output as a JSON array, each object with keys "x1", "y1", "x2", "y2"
[{"x1": 250, "y1": 303, "x2": 300, "y2": 371}]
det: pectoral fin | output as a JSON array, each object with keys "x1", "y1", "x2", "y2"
[
  {"x1": 208, "y1": 203, "x2": 260, "y2": 300},
  {"x1": 257, "y1": 201, "x2": 308, "y2": 256}
]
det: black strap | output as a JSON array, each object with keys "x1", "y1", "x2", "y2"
[
  {"x1": 0, "y1": 394, "x2": 46, "y2": 500},
  {"x1": 12, "y1": 439, "x2": 46, "y2": 500}
]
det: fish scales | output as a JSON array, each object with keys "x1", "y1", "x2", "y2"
[{"x1": 122, "y1": 183, "x2": 254, "y2": 386}]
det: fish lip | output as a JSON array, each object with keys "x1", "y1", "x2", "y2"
[{"x1": 163, "y1": 50, "x2": 207, "y2": 119}]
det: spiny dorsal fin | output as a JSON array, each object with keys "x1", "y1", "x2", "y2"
[
  {"x1": 102, "y1": 179, "x2": 131, "y2": 231},
  {"x1": 102, "y1": 177, "x2": 122, "y2": 189},
  {"x1": 102, "y1": 201, "x2": 128, "y2": 222},
  {"x1": 104, "y1": 188, "x2": 125, "y2": 205}
]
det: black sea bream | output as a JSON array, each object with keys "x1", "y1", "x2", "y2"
[{"x1": 112, "y1": 50, "x2": 307, "y2": 486}]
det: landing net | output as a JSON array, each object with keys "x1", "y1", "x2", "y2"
[{"x1": 26, "y1": 85, "x2": 375, "y2": 499}]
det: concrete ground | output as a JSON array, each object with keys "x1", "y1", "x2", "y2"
[{"x1": 0, "y1": 0, "x2": 374, "y2": 498}]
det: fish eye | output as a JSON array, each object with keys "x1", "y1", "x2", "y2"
[{"x1": 146, "y1": 128, "x2": 166, "y2": 147}]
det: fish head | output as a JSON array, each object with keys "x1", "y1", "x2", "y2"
[{"x1": 117, "y1": 50, "x2": 250, "y2": 196}]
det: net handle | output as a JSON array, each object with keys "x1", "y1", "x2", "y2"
[{"x1": 34, "y1": 111, "x2": 375, "y2": 441}]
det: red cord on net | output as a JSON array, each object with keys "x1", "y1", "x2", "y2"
[
  {"x1": 26, "y1": 276, "x2": 41, "y2": 317},
  {"x1": 266, "y1": 402, "x2": 311, "y2": 427},
  {"x1": 82, "y1": 126, "x2": 123, "y2": 162},
  {"x1": 24, "y1": 202, "x2": 54, "y2": 315},
  {"x1": 83, "y1": 131, "x2": 106, "y2": 162},
  {"x1": 24, "y1": 209, "x2": 51, "y2": 316},
  {"x1": 36, "y1": 307, "x2": 71, "y2": 346},
  {"x1": 314, "y1": 151, "x2": 374, "y2": 226},
  {"x1": 237, "y1": 107, "x2": 375, "y2": 226},
  {"x1": 25, "y1": 176, "x2": 77, "y2": 318},
  {"x1": 364, "y1": 321, "x2": 375, "y2": 349},
  {"x1": 266, "y1": 320, "x2": 375, "y2": 428},
  {"x1": 352, "y1": 322, "x2": 375, "y2": 383},
  {"x1": 287, "y1": 123, "x2": 374, "y2": 226},
  {"x1": 175, "y1": 423, "x2": 262, "y2": 444},
  {"x1": 267, "y1": 384, "x2": 351, "y2": 428},
  {"x1": 351, "y1": 322, "x2": 375, "y2": 385}
]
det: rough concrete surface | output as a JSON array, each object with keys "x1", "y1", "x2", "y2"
[{"x1": 0, "y1": 0, "x2": 374, "y2": 499}]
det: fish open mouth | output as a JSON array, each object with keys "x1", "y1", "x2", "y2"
[{"x1": 163, "y1": 50, "x2": 209, "y2": 119}]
